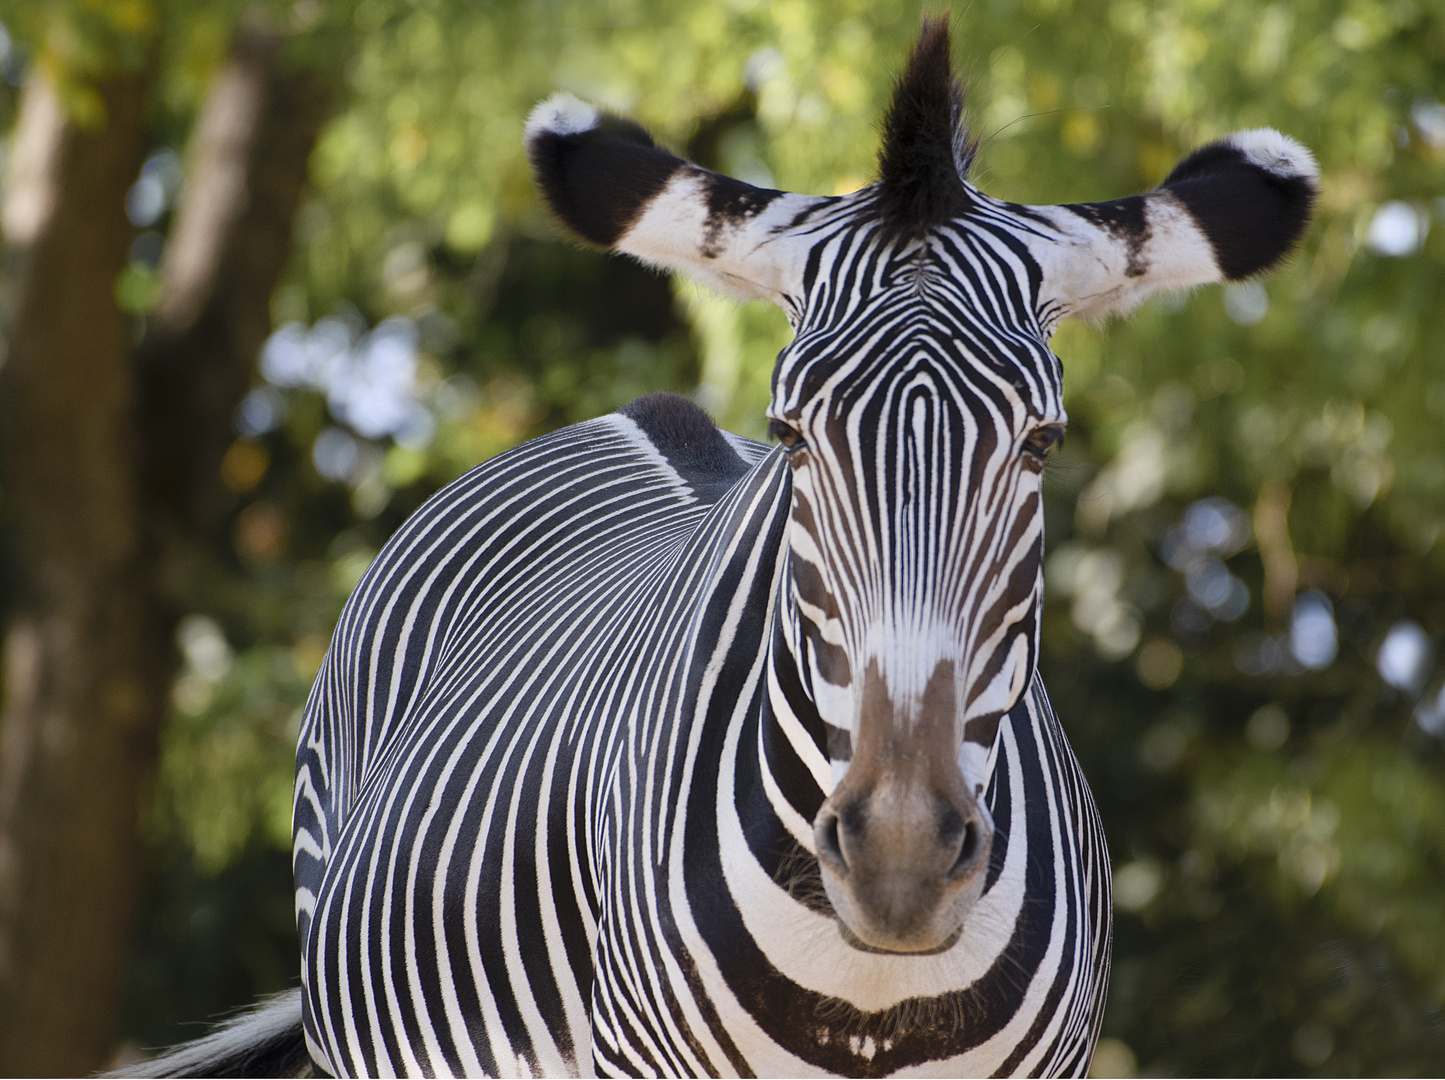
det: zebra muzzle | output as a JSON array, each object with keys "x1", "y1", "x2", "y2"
[
  {"x1": 813, "y1": 773, "x2": 993, "y2": 955},
  {"x1": 810, "y1": 659, "x2": 994, "y2": 953}
]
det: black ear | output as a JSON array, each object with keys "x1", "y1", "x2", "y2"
[
  {"x1": 525, "y1": 95, "x2": 685, "y2": 247},
  {"x1": 1159, "y1": 129, "x2": 1318, "y2": 280},
  {"x1": 524, "y1": 94, "x2": 823, "y2": 307},
  {"x1": 1022, "y1": 127, "x2": 1317, "y2": 323}
]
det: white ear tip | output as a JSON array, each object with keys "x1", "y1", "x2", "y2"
[
  {"x1": 525, "y1": 93, "x2": 600, "y2": 142},
  {"x1": 1226, "y1": 128, "x2": 1320, "y2": 183}
]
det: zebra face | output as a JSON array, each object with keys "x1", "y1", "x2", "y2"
[
  {"x1": 527, "y1": 20, "x2": 1316, "y2": 954},
  {"x1": 766, "y1": 222, "x2": 1064, "y2": 950}
]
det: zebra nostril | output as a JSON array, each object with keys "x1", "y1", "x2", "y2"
[
  {"x1": 950, "y1": 821, "x2": 980, "y2": 878},
  {"x1": 816, "y1": 810, "x2": 848, "y2": 874}
]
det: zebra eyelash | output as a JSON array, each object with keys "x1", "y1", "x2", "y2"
[
  {"x1": 768, "y1": 418, "x2": 806, "y2": 452},
  {"x1": 1021, "y1": 424, "x2": 1065, "y2": 465}
]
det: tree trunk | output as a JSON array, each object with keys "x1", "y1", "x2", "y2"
[
  {"x1": 0, "y1": 28, "x2": 329, "y2": 1074},
  {"x1": 138, "y1": 27, "x2": 330, "y2": 536},
  {"x1": 0, "y1": 70, "x2": 156, "y2": 1076}
]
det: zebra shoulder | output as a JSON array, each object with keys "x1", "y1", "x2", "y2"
[{"x1": 618, "y1": 391, "x2": 753, "y2": 501}]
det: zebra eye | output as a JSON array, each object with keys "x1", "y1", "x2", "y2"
[
  {"x1": 1022, "y1": 424, "x2": 1065, "y2": 464},
  {"x1": 769, "y1": 419, "x2": 805, "y2": 451}
]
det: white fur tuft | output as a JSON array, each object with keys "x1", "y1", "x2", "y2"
[
  {"x1": 1226, "y1": 128, "x2": 1320, "y2": 183},
  {"x1": 525, "y1": 93, "x2": 599, "y2": 143},
  {"x1": 105, "y1": 989, "x2": 307, "y2": 1078}
]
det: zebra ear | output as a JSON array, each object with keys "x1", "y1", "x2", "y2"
[
  {"x1": 1026, "y1": 129, "x2": 1318, "y2": 324},
  {"x1": 526, "y1": 94, "x2": 821, "y2": 310}
]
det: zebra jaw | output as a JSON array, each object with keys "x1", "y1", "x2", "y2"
[{"x1": 813, "y1": 660, "x2": 995, "y2": 954}]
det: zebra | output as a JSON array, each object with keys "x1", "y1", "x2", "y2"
[{"x1": 120, "y1": 18, "x2": 1315, "y2": 1079}]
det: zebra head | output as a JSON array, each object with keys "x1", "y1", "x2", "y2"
[{"x1": 527, "y1": 21, "x2": 1315, "y2": 954}]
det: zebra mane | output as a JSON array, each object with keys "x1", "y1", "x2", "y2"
[{"x1": 874, "y1": 17, "x2": 978, "y2": 240}]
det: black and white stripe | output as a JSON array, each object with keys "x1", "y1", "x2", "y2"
[
  {"x1": 292, "y1": 402, "x2": 1109, "y2": 1075},
  {"x1": 286, "y1": 19, "x2": 1314, "y2": 1079}
]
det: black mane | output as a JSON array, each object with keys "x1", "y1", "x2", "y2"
[{"x1": 874, "y1": 17, "x2": 977, "y2": 239}]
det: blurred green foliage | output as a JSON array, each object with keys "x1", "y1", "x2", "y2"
[{"x1": 9, "y1": 0, "x2": 1442, "y2": 1072}]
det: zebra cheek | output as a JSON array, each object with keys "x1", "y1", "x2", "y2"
[
  {"x1": 957, "y1": 740, "x2": 991, "y2": 795},
  {"x1": 964, "y1": 634, "x2": 1033, "y2": 731}
]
